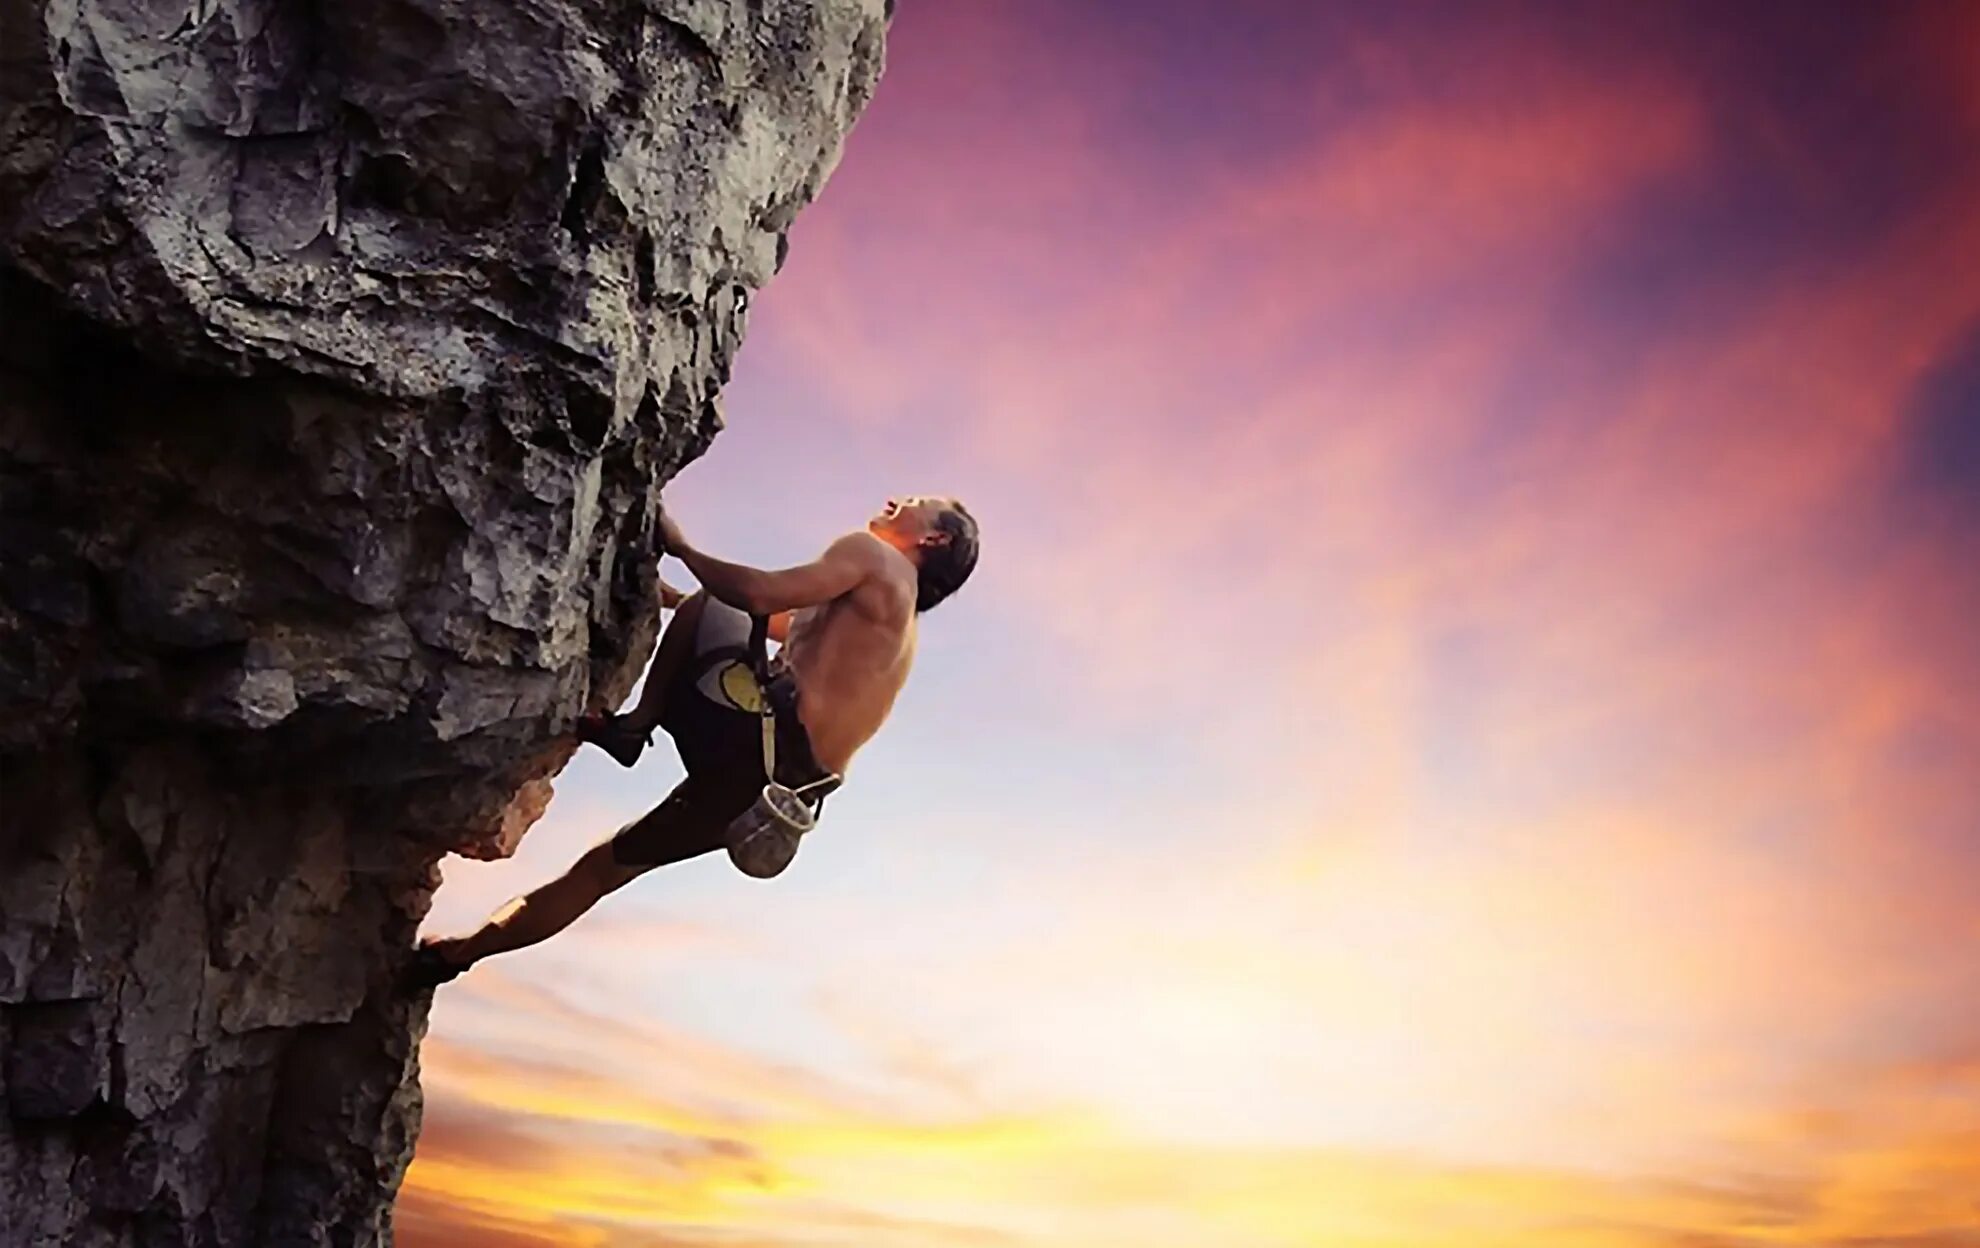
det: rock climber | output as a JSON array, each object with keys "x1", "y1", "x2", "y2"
[{"x1": 405, "y1": 495, "x2": 979, "y2": 987}]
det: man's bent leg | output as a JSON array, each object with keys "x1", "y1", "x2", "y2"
[
  {"x1": 574, "y1": 590, "x2": 710, "y2": 767},
  {"x1": 623, "y1": 589, "x2": 710, "y2": 734}
]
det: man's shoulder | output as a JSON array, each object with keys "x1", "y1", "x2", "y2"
[
  {"x1": 826, "y1": 530, "x2": 888, "y2": 560},
  {"x1": 828, "y1": 531, "x2": 915, "y2": 614},
  {"x1": 827, "y1": 530, "x2": 910, "y2": 576}
]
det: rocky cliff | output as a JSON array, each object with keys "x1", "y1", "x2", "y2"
[{"x1": 0, "y1": 1, "x2": 888, "y2": 1242}]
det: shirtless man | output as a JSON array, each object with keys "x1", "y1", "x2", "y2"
[{"x1": 406, "y1": 495, "x2": 979, "y2": 987}]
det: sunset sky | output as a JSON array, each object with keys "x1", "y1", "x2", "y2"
[{"x1": 401, "y1": 2, "x2": 1980, "y2": 1245}]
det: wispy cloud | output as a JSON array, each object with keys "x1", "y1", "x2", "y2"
[{"x1": 405, "y1": 982, "x2": 1980, "y2": 1247}]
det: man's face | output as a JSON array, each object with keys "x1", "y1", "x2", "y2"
[{"x1": 870, "y1": 495, "x2": 952, "y2": 547}]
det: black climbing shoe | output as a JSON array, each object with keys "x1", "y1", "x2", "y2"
[
  {"x1": 403, "y1": 944, "x2": 472, "y2": 992},
  {"x1": 575, "y1": 711, "x2": 652, "y2": 768}
]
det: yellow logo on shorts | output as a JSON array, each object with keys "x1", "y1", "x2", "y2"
[{"x1": 696, "y1": 659, "x2": 764, "y2": 713}]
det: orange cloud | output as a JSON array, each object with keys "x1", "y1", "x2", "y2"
[{"x1": 403, "y1": 999, "x2": 1980, "y2": 1248}]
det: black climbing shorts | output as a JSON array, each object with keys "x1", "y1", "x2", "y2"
[{"x1": 609, "y1": 599, "x2": 832, "y2": 869}]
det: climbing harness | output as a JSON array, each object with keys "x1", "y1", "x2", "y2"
[{"x1": 725, "y1": 613, "x2": 839, "y2": 878}]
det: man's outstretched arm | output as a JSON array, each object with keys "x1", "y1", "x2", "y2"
[{"x1": 663, "y1": 511, "x2": 873, "y2": 615}]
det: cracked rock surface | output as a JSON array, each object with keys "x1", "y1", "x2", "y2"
[{"x1": 0, "y1": 0, "x2": 888, "y2": 1242}]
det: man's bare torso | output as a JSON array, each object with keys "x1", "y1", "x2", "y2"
[{"x1": 780, "y1": 533, "x2": 918, "y2": 775}]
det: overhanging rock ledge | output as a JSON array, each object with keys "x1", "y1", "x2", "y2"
[{"x1": 0, "y1": 1, "x2": 889, "y2": 1242}]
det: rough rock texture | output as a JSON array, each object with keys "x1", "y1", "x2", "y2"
[{"x1": 0, "y1": 0, "x2": 888, "y2": 1242}]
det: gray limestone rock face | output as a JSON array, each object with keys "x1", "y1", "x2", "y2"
[{"x1": 0, "y1": 0, "x2": 890, "y2": 1242}]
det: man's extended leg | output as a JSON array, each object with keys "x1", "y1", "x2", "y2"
[
  {"x1": 418, "y1": 838, "x2": 641, "y2": 969},
  {"x1": 407, "y1": 769, "x2": 744, "y2": 987}
]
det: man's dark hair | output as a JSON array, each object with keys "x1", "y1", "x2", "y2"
[{"x1": 916, "y1": 502, "x2": 979, "y2": 612}]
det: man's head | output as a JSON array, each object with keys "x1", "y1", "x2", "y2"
[{"x1": 870, "y1": 495, "x2": 980, "y2": 612}]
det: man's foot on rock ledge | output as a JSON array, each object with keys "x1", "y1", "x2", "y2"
[
  {"x1": 574, "y1": 711, "x2": 652, "y2": 768},
  {"x1": 402, "y1": 942, "x2": 474, "y2": 992}
]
